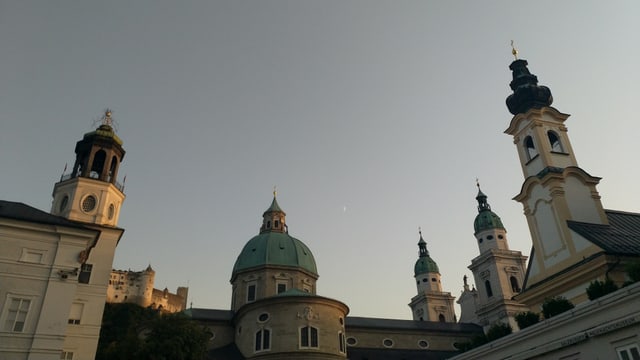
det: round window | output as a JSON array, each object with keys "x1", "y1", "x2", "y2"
[
  {"x1": 108, "y1": 204, "x2": 115, "y2": 219},
  {"x1": 82, "y1": 195, "x2": 97, "y2": 212},
  {"x1": 418, "y1": 340, "x2": 429, "y2": 349},
  {"x1": 346, "y1": 337, "x2": 357, "y2": 346},
  {"x1": 498, "y1": 234, "x2": 504, "y2": 239},
  {"x1": 59, "y1": 195, "x2": 69, "y2": 212},
  {"x1": 383, "y1": 338, "x2": 394, "y2": 348},
  {"x1": 487, "y1": 235, "x2": 494, "y2": 240},
  {"x1": 257, "y1": 313, "x2": 270, "y2": 322}
]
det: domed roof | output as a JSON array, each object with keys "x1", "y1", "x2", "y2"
[
  {"x1": 473, "y1": 187, "x2": 505, "y2": 234},
  {"x1": 414, "y1": 256, "x2": 439, "y2": 276},
  {"x1": 232, "y1": 231, "x2": 318, "y2": 275},
  {"x1": 414, "y1": 230, "x2": 440, "y2": 276},
  {"x1": 232, "y1": 195, "x2": 318, "y2": 277}
]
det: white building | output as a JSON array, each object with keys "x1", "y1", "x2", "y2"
[{"x1": 0, "y1": 110, "x2": 126, "y2": 360}]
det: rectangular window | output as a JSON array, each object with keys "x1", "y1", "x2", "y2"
[
  {"x1": 68, "y1": 303, "x2": 83, "y2": 325},
  {"x1": 4, "y1": 298, "x2": 31, "y2": 332},
  {"x1": 60, "y1": 351, "x2": 74, "y2": 360},
  {"x1": 255, "y1": 329, "x2": 271, "y2": 352},
  {"x1": 247, "y1": 284, "x2": 256, "y2": 302},
  {"x1": 277, "y1": 283, "x2": 287, "y2": 294},
  {"x1": 78, "y1": 264, "x2": 93, "y2": 284},
  {"x1": 339, "y1": 332, "x2": 345, "y2": 353},
  {"x1": 618, "y1": 344, "x2": 640, "y2": 360},
  {"x1": 300, "y1": 326, "x2": 319, "y2": 348}
]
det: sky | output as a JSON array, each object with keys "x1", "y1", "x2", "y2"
[{"x1": 1, "y1": 1, "x2": 639, "y2": 320}]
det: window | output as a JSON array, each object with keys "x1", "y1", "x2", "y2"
[
  {"x1": 485, "y1": 280, "x2": 493, "y2": 297},
  {"x1": 346, "y1": 337, "x2": 357, "y2": 346},
  {"x1": 300, "y1": 326, "x2": 319, "y2": 348},
  {"x1": 548, "y1": 131, "x2": 564, "y2": 152},
  {"x1": 617, "y1": 344, "x2": 640, "y2": 360},
  {"x1": 510, "y1": 276, "x2": 521, "y2": 293},
  {"x1": 68, "y1": 303, "x2": 83, "y2": 325},
  {"x1": 60, "y1": 351, "x2": 74, "y2": 360},
  {"x1": 254, "y1": 328, "x2": 271, "y2": 352},
  {"x1": 4, "y1": 298, "x2": 31, "y2": 332},
  {"x1": 247, "y1": 284, "x2": 256, "y2": 302},
  {"x1": 258, "y1": 313, "x2": 269, "y2": 322},
  {"x1": 338, "y1": 332, "x2": 345, "y2": 353},
  {"x1": 383, "y1": 338, "x2": 394, "y2": 348},
  {"x1": 524, "y1": 136, "x2": 538, "y2": 160},
  {"x1": 418, "y1": 340, "x2": 429, "y2": 349},
  {"x1": 78, "y1": 264, "x2": 93, "y2": 284},
  {"x1": 439, "y1": 314, "x2": 446, "y2": 322},
  {"x1": 277, "y1": 283, "x2": 287, "y2": 294}
]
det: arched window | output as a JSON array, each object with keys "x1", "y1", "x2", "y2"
[
  {"x1": 438, "y1": 314, "x2": 446, "y2": 322},
  {"x1": 300, "y1": 326, "x2": 319, "y2": 348},
  {"x1": 510, "y1": 276, "x2": 521, "y2": 292},
  {"x1": 338, "y1": 332, "x2": 345, "y2": 353},
  {"x1": 108, "y1": 156, "x2": 118, "y2": 182},
  {"x1": 485, "y1": 280, "x2": 493, "y2": 297},
  {"x1": 524, "y1": 136, "x2": 538, "y2": 160},
  {"x1": 90, "y1": 150, "x2": 107, "y2": 179},
  {"x1": 255, "y1": 328, "x2": 271, "y2": 352},
  {"x1": 548, "y1": 131, "x2": 564, "y2": 152}
]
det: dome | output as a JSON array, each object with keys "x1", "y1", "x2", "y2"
[
  {"x1": 474, "y1": 210, "x2": 505, "y2": 233},
  {"x1": 232, "y1": 231, "x2": 318, "y2": 276},
  {"x1": 414, "y1": 256, "x2": 439, "y2": 276}
]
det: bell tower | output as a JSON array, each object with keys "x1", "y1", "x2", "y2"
[
  {"x1": 51, "y1": 110, "x2": 126, "y2": 226},
  {"x1": 504, "y1": 54, "x2": 608, "y2": 308}
]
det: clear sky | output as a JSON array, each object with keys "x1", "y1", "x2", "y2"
[{"x1": 1, "y1": 1, "x2": 639, "y2": 320}]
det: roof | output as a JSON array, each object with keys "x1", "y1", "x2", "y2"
[
  {"x1": 346, "y1": 347, "x2": 462, "y2": 360},
  {"x1": 0, "y1": 200, "x2": 93, "y2": 230},
  {"x1": 205, "y1": 343, "x2": 244, "y2": 360},
  {"x1": 231, "y1": 231, "x2": 318, "y2": 276},
  {"x1": 346, "y1": 316, "x2": 482, "y2": 334},
  {"x1": 414, "y1": 256, "x2": 440, "y2": 276},
  {"x1": 184, "y1": 308, "x2": 234, "y2": 322},
  {"x1": 567, "y1": 209, "x2": 640, "y2": 255}
]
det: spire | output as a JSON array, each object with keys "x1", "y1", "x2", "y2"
[
  {"x1": 505, "y1": 52, "x2": 553, "y2": 115},
  {"x1": 476, "y1": 180, "x2": 491, "y2": 213},
  {"x1": 260, "y1": 190, "x2": 287, "y2": 233},
  {"x1": 418, "y1": 227, "x2": 429, "y2": 257}
]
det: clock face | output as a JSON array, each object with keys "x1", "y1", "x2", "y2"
[{"x1": 82, "y1": 195, "x2": 97, "y2": 212}]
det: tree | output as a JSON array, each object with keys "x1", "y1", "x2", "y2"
[
  {"x1": 486, "y1": 322, "x2": 512, "y2": 341},
  {"x1": 626, "y1": 260, "x2": 640, "y2": 283},
  {"x1": 515, "y1": 311, "x2": 540, "y2": 329},
  {"x1": 97, "y1": 303, "x2": 210, "y2": 360},
  {"x1": 586, "y1": 278, "x2": 619, "y2": 300},
  {"x1": 541, "y1": 296, "x2": 574, "y2": 319}
]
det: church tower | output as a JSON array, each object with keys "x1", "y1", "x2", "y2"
[
  {"x1": 468, "y1": 185, "x2": 528, "y2": 330},
  {"x1": 51, "y1": 109, "x2": 126, "y2": 226},
  {"x1": 409, "y1": 230, "x2": 456, "y2": 322},
  {"x1": 504, "y1": 57, "x2": 610, "y2": 308}
]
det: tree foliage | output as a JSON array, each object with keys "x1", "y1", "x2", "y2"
[
  {"x1": 486, "y1": 322, "x2": 512, "y2": 341},
  {"x1": 586, "y1": 278, "x2": 619, "y2": 300},
  {"x1": 626, "y1": 260, "x2": 640, "y2": 283},
  {"x1": 541, "y1": 296, "x2": 574, "y2": 319},
  {"x1": 97, "y1": 303, "x2": 210, "y2": 360},
  {"x1": 515, "y1": 311, "x2": 540, "y2": 329}
]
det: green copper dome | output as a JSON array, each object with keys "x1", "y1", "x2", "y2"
[
  {"x1": 232, "y1": 232, "x2": 318, "y2": 275},
  {"x1": 414, "y1": 231, "x2": 440, "y2": 276},
  {"x1": 473, "y1": 188, "x2": 505, "y2": 234},
  {"x1": 232, "y1": 195, "x2": 318, "y2": 277}
]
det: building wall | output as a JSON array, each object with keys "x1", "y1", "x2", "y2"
[{"x1": 106, "y1": 268, "x2": 187, "y2": 312}]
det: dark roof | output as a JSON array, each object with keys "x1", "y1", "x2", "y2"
[
  {"x1": 346, "y1": 316, "x2": 482, "y2": 334},
  {"x1": 185, "y1": 308, "x2": 234, "y2": 322},
  {"x1": 0, "y1": 200, "x2": 92, "y2": 230},
  {"x1": 567, "y1": 209, "x2": 640, "y2": 255},
  {"x1": 347, "y1": 347, "x2": 461, "y2": 360},
  {"x1": 205, "y1": 343, "x2": 244, "y2": 360}
]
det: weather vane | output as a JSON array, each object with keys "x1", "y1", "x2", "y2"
[
  {"x1": 273, "y1": 186, "x2": 277, "y2": 198},
  {"x1": 476, "y1": 178, "x2": 480, "y2": 188},
  {"x1": 511, "y1": 40, "x2": 519, "y2": 60},
  {"x1": 102, "y1": 108, "x2": 113, "y2": 126}
]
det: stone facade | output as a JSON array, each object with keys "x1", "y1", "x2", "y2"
[{"x1": 106, "y1": 266, "x2": 188, "y2": 312}]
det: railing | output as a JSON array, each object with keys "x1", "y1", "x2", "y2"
[{"x1": 58, "y1": 172, "x2": 126, "y2": 192}]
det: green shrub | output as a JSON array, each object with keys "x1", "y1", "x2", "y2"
[
  {"x1": 515, "y1": 311, "x2": 540, "y2": 329},
  {"x1": 486, "y1": 322, "x2": 512, "y2": 341},
  {"x1": 586, "y1": 278, "x2": 619, "y2": 300},
  {"x1": 541, "y1": 296, "x2": 574, "y2": 319}
]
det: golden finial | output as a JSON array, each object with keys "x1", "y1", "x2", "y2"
[
  {"x1": 102, "y1": 108, "x2": 113, "y2": 126},
  {"x1": 511, "y1": 40, "x2": 519, "y2": 60},
  {"x1": 273, "y1": 186, "x2": 277, "y2": 198}
]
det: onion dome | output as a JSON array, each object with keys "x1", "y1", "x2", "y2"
[
  {"x1": 506, "y1": 59, "x2": 553, "y2": 115},
  {"x1": 473, "y1": 187, "x2": 505, "y2": 234},
  {"x1": 232, "y1": 195, "x2": 318, "y2": 277},
  {"x1": 414, "y1": 230, "x2": 440, "y2": 276}
]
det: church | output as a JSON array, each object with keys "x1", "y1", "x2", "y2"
[{"x1": 1, "y1": 53, "x2": 639, "y2": 360}]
